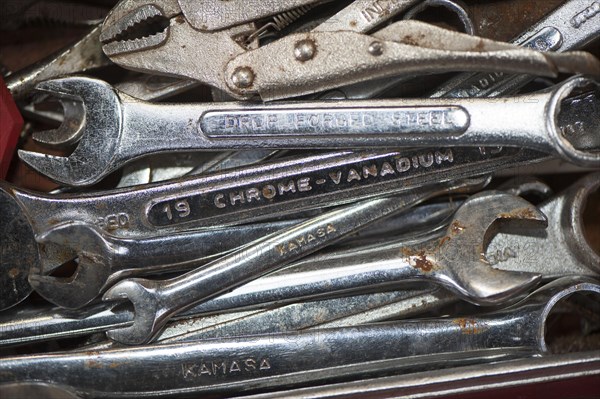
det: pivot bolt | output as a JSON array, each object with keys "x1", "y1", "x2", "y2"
[{"x1": 231, "y1": 67, "x2": 255, "y2": 89}]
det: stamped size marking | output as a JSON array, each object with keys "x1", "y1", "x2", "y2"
[
  {"x1": 200, "y1": 107, "x2": 469, "y2": 137},
  {"x1": 571, "y1": 2, "x2": 600, "y2": 28},
  {"x1": 181, "y1": 358, "x2": 271, "y2": 379},
  {"x1": 95, "y1": 213, "x2": 130, "y2": 231},
  {"x1": 486, "y1": 247, "x2": 517, "y2": 266},
  {"x1": 276, "y1": 223, "x2": 337, "y2": 256}
]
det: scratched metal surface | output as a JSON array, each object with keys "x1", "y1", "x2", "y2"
[{"x1": 0, "y1": 0, "x2": 598, "y2": 397}]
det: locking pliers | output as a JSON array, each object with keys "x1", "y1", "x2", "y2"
[{"x1": 100, "y1": 1, "x2": 600, "y2": 101}]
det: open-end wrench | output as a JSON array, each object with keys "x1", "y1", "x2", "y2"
[
  {"x1": 28, "y1": 197, "x2": 454, "y2": 309},
  {"x1": 102, "y1": 188, "x2": 542, "y2": 345},
  {"x1": 0, "y1": 180, "x2": 552, "y2": 346},
  {"x1": 486, "y1": 172, "x2": 600, "y2": 277},
  {"x1": 17, "y1": 75, "x2": 600, "y2": 187},
  {"x1": 0, "y1": 141, "x2": 544, "y2": 309},
  {"x1": 79, "y1": 287, "x2": 445, "y2": 351},
  {"x1": 1, "y1": 277, "x2": 596, "y2": 397},
  {"x1": 1, "y1": 145, "x2": 528, "y2": 311},
  {"x1": 0, "y1": 180, "x2": 549, "y2": 347},
  {"x1": 431, "y1": 0, "x2": 600, "y2": 98}
]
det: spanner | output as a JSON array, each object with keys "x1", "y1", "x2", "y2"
[
  {"x1": 1, "y1": 146, "x2": 528, "y2": 311},
  {"x1": 102, "y1": 188, "x2": 541, "y2": 344},
  {"x1": 28, "y1": 197, "x2": 454, "y2": 309},
  {"x1": 0, "y1": 180, "x2": 552, "y2": 346},
  {"x1": 1, "y1": 277, "x2": 596, "y2": 397},
  {"x1": 486, "y1": 172, "x2": 600, "y2": 277},
  {"x1": 431, "y1": 0, "x2": 600, "y2": 98},
  {"x1": 17, "y1": 75, "x2": 600, "y2": 186},
  {"x1": 0, "y1": 201, "x2": 459, "y2": 347}
]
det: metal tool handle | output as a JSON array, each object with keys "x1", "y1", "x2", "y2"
[
  {"x1": 431, "y1": 0, "x2": 600, "y2": 98},
  {"x1": 11, "y1": 147, "x2": 531, "y2": 238},
  {"x1": 103, "y1": 181, "x2": 475, "y2": 344},
  {"x1": 7, "y1": 277, "x2": 599, "y2": 397},
  {"x1": 114, "y1": 77, "x2": 598, "y2": 166}
]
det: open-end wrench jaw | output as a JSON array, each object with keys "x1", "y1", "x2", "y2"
[
  {"x1": 103, "y1": 278, "x2": 165, "y2": 345},
  {"x1": 419, "y1": 191, "x2": 545, "y2": 305},
  {"x1": 29, "y1": 223, "x2": 117, "y2": 309},
  {"x1": 17, "y1": 77, "x2": 123, "y2": 186}
]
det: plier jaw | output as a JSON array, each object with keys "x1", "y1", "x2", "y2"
[{"x1": 100, "y1": 0, "x2": 182, "y2": 56}]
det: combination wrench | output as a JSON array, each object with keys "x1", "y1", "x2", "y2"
[
  {"x1": 0, "y1": 145, "x2": 538, "y2": 311},
  {"x1": 101, "y1": 186, "x2": 542, "y2": 345},
  {"x1": 1, "y1": 277, "x2": 596, "y2": 397},
  {"x1": 17, "y1": 75, "x2": 600, "y2": 186}
]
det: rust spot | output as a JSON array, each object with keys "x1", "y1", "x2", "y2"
[
  {"x1": 438, "y1": 236, "x2": 451, "y2": 246},
  {"x1": 109, "y1": 362, "x2": 120, "y2": 369},
  {"x1": 414, "y1": 254, "x2": 434, "y2": 272},
  {"x1": 473, "y1": 38, "x2": 486, "y2": 51},
  {"x1": 454, "y1": 318, "x2": 486, "y2": 334},
  {"x1": 400, "y1": 35, "x2": 419, "y2": 46},
  {"x1": 400, "y1": 33, "x2": 426, "y2": 46},
  {"x1": 8, "y1": 268, "x2": 19, "y2": 279},
  {"x1": 349, "y1": 20, "x2": 357, "y2": 27},
  {"x1": 450, "y1": 221, "x2": 466, "y2": 235},
  {"x1": 498, "y1": 207, "x2": 537, "y2": 220},
  {"x1": 175, "y1": 16, "x2": 185, "y2": 24}
]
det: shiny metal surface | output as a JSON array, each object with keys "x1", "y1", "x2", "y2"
[
  {"x1": 16, "y1": 75, "x2": 599, "y2": 186},
  {"x1": 1, "y1": 146, "x2": 530, "y2": 311},
  {"x1": 102, "y1": 179, "x2": 502, "y2": 344},
  {"x1": 0, "y1": 277, "x2": 595, "y2": 397}
]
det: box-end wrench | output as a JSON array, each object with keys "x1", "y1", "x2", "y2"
[
  {"x1": 17, "y1": 75, "x2": 600, "y2": 187},
  {"x1": 102, "y1": 188, "x2": 541, "y2": 345},
  {"x1": 1, "y1": 277, "x2": 596, "y2": 397},
  {"x1": 0, "y1": 145, "x2": 537, "y2": 311}
]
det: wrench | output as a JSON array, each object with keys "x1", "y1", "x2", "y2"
[
  {"x1": 82, "y1": 288, "x2": 446, "y2": 351},
  {"x1": 431, "y1": 0, "x2": 600, "y2": 98},
  {"x1": 28, "y1": 197, "x2": 454, "y2": 309},
  {"x1": 1, "y1": 277, "x2": 596, "y2": 397},
  {"x1": 1, "y1": 146, "x2": 526, "y2": 311},
  {"x1": 102, "y1": 188, "x2": 541, "y2": 344},
  {"x1": 17, "y1": 75, "x2": 600, "y2": 187},
  {"x1": 486, "y1": 172, "x2": 600, "y2": 277},
  {"x1": 0, "y1": 201, "x2": 459, "y2": 347},
  {"x1": 0, "y1": 181, "x2": 554, "y2": 346}
]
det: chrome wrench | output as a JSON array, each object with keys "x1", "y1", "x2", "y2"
[
  {"x1": 1, "y1": 277, "x2": 596, "y2": 397},
  {"x1": 1, "y1": 145, "x2": 528, "y2": 311},
  {"x1": 29, "y1": 198, "x2": 453, "y2": 309},
  {"x1": 17, "y1": 75, "x2": 600, "y2": 187},
  {"x1": 101, "y1": 183, "x2": 541, "y2": 345}
]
